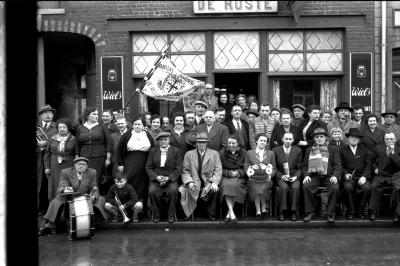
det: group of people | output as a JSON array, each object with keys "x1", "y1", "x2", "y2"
[{"x1": 37, "y1": 83, "x2": 400, "y2": 236}]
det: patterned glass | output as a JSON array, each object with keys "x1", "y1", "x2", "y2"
[
  {"x1": 306, "y1": 31, "x2": 342, "y2": 50},
  {"x1": 132, "y1": 33, "x2": 168, "y2": 53},
  {"x1": 269, "y1": 53, "x2": 303, "y2": 72},
  {"x1": 306, "y1": 53, "x2": 343, "y2": 72},
  {"x1": 171, "y1": 33, "x2": 205, "y2": 52},
  {"x1": 268, "y1": 31, "x2": 303, "y2": 51},
  {"x1": 132, "y1": 55, "x2": 160, "y2": 75},
  {"x1": 171, "y1": 55, "x2": 206, "y2": 73},
  {"x1": 214, "y1": 32, "x2": 259, "y2": 69}
]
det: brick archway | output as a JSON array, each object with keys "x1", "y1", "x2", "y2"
[{"x1": 39, "y1": 19, "x2": 106, "y2": 46}]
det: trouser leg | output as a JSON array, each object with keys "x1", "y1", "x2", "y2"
[
  {"x1": 303, "y1": 177, "x2": 320, "y2": 214},
  {"x1": 343, "y1": 181, "x2": 355, "y2": 215},
  {"x1": 165, "y1": 189, "x2": 178, "y2": 217},
  {"x1": 205, "y1": 191, "x2": 219, "y2": 216},
  {"x1": 276, "y1": 179, "x2": 288, "y2": 213},
  {"x1": 356, "y1": 180, "x2": 371, "y2": 212},
  {"x1": 369, "y1": 179, "x2": 384, "y2": 212},
  {"x1": 322, "y1": 178, "x2": 339, "y2": 216},
  {"x1": 149, "y1": 188, "x2": 163, "y2": 217},
  {"x1": 290, "y1": 180, "x2": 300, "y2": 212}
]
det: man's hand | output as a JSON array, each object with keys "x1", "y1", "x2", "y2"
[
  {"x1": 210, "y1": 183, "x2": 219, "y2": 192},
  {"x1": 37, "y1": 140, "x2": 47, "y2": 148},
  {"x1": 299, "y1": 141, "x2": 308, "y2": 146},
  {"x1": 289, "y1": 176, "x2": 297, "y2": 182},
  {"x1": 345, "y1": 174, "x2": 352, "y2": 181},
  {"x1": 230, "y1": 170, "x2": 238, "y2": 178},
  {"x1": 118, "y1": 166, "x2": 124, "y2": 173},
  {"x1": 358, "y1": 176, "x2": 366, "y2": 186},
  {"x1": 188, "y1": 182, "x2": 196, "y2": 191},
  {"x1": 63, "y1": 186, "x2": 74, "y2": 193},
  {"x1": 303, "y1": 176, "x2": 311, "y2": 184},
  {"x1": 119, "y1": 205, "x2": 125, "y2": 211},
  {"x1": 45, "y1": 169, "x2": 51, "y2": 175},
  {"x1": 374, "y1": 168, "x2": 379, "y2": 175},
  {"x1": 105, "y1": 158, "x2": 111, "y2": 167},
  {"x1": 330, "y1": 176, "x2": 337, "y2": 184}
]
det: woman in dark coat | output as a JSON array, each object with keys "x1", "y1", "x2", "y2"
[
  {"x1": 219, "y1": 135, "x2": 247, "y2": 223},
  {"x1": 218, "y1": 92, "x2": 233, "y2": 121},
  {"x1": 116, "y1": 115, "x2": 155, "y2": 205},
  {"x1": 75, "y1": 106, "x2": 112, "y2": 194},
  {"x1": 44, "y1": 118, "x2": 77, "y2": 201},
  {"x1": 270, "y1": 109, "x2": 301, "y2": 149}
]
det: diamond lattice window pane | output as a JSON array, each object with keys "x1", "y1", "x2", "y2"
[
  {"x1": 132, "y1": 55, "x2": 160, "y2": 74},
  {"x1": 171, "y1": 33, "x2": 205, "y2": 52},
  {"x1": 214, "y1": 32, "x2": 259, "y2": 69},
  {"x1": 269, "y1": 53, "x2": 303, "y2": 72},
  {"x1": 171, "y1": 55, "x2": 206, "y2": 73},
  {"x1": 268, "y1": 31, "x2": 303, "y2": 51},
  {"x1": 306, "y1": 53, "x2": 342, "y2": 71},
  {"x1": 306, "y1": 31, "x2": 342, "y2": 50},
  {"x1": 132, "y1": 34, "x2": 168, "y2": 53}
]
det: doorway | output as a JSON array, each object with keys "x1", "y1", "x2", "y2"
[
  {"x1": 278, "y1": 79, "x2": 321, "y2": 109},
  {"x1": 214, "y1": 73, "x2": 259, "y2": 101}
]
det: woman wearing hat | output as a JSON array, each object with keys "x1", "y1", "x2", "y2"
[
  {"x1": 244, "y1": 133, "x2": 276, "y2": 219},
  {"x1": 116, "y1": 115, "x2": 155, "y2": 216},
  {"x1": 219, "y1": 134, "x2": 247, "y2": 223},
  {"x1": 75, "y1": 106, "x2": 112, "y2": 195},
  {"x1": 44, "y1": 118, "x2": 77, "y2": 201}
]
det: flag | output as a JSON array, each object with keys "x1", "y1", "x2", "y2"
[
  {"x1": 140, "y1": 57, "x2": 204, "y2": 102},
  {"x1": 287, "y1": 1, "x2": 305, "y2": 24}
]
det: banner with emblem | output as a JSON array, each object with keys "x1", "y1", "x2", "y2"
[
  {"x1": 349, "y1": 52, "x2": 373, "y2": 113},
  {"x1": 140, "y1": 57, "x2": 204, "y2": 102}
]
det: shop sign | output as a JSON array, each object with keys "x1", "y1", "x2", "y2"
[
  {"x1": 193, "y1": 1, "x2": 278, "y2": 13},
  {"x1": 349, "y1": 53, "x2": 372, "y2": 113},
  {"x1": 101, "y1": 56, "x2": 124, "y2": 111}
]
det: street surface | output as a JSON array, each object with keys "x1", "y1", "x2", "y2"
[{"x1": 39, "y1": 228, "x2": 400, "y2": 265}]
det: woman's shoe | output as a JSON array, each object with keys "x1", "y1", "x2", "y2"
[
  {"x1": 224, "y1": 217, "x2": 231, "y2": 223},
  {"x1": 38, "y1": 227, "x2": 52, "y2": 236},
  {"x1": 231, "y1": 217, "x2": 238, "y2": 223},
  {"x1": 256, "y1": 214, "x2": 262, "y2": 220}
]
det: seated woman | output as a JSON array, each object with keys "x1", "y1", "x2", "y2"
[
  {"x1": 244, "y1": 133, "x2": 276, "y2": 219},
  {"x1": 219, "y1": 135, "x2": 247, "y2": 223}
]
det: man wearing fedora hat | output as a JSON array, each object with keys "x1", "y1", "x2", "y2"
[
  {"x1": 302, "y1": 127, "x2": 341, "y2": 223},
  {"x1": 340, "y1": 128, "x2": 372, "y2": 219},
  {"x1": 38, "y1": 157, "x2": 108, "y2": 236},
  {"x1": 146, "y1": 132, "x2": 182, "y2": 223},
  {"x1": 179, "y1": 132, "x2": 222, "y2": 221},
  {"x1": 379, "y1": 110, "x2": 400, "y2": 140},
  {"x1": 37, "y1": 104, "x2": 58, "y2": 216},
  {"x1": 327, "y1": 102, "x2": 359, "y2": 144}
]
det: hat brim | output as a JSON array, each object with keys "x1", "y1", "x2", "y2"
[
  {"x1": 312, "y1": 132, "x2": 329, "y2": 138},
  {"x1": 382, "y1": 112, "x2": 398, "y2": 117},
  {"x1": 345, "y1": 133, "x2": 363, "y2": 138},
  {"x1": 38, "y1": 108, "x2": 56, "y2": 115},
  {"x1": 196, "y1": 139, "x2": 210, "y2": 142},
  {"x1": 73, "y1": 158, "x2": 89, "y2": 164},
  {"x1": 292, "y1": 105, "x2": 306, "y2": 111},
  {"x1": 334, "y1": 106, "x2": 353, "y2": 113}
]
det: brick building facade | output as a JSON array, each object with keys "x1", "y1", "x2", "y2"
[{"x1": 37, "y1": 1, "x2": 388, "y2": 122}]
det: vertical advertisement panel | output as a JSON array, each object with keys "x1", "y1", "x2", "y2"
[
  {"x1": 101, "y1": 56, "x2": 124, "y2": 111},
  {"x1": 349, "y1": 53, "x2": 372, "y2": 113}
]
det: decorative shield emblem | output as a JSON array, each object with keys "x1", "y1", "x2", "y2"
[
  {"x1": 108, "y1": 69, "x2": 117, "y2": 81},
  {"x1": 357, "y1": 65, "x2": 366, "y2": 78}
]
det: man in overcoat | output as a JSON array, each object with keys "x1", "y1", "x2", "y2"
[
  {"x1": 179, "y1": 132, "x2": 222, "y2": 220},
  {"x1": 196, "y1": 110, "x2": 229, "y2": 152}
]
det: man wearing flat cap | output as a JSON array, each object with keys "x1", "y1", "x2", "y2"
[
  {"x1": 146, "y1": 132, "x2": 182, "y2": 223},
  {"x1": 196, "y1": 83, "x2": 219, "y2": 112},
  {"x1": 38, "y1": 157, "x2": 108, "y2": 236},
  {"x1": 327, "y1": 102, "x2": 359, "y2": 144},
  {"x1": 302, "y1": 127, "x2": 341, "y2": 223},
  {"x1": 179, "y1": 132, "x2": 222, "y2": 221},
  {"x1": 379, "y1": 110, "x2": 400, "y2": 140},
  {"x1": 340, "y1": 128, "x2": 371, "y2": 220},
  {"x1": 37, "y1": 104, "x2": 58, "y2": 216},
  {"x1": 291, "y1": 104, "x2": 306, "y2": 128},
  {"x1": 193, "y1": 100, "x2": 208, "y2": 126}
]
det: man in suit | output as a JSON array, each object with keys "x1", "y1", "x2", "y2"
[
  {"x1": 215, "y1": 107, "x2": 226, "y2": 124},
  {"x1": 327, "y1": 102, "x2": 359, "y2": 144},
  {"x1": 38, "y1": 157, "x2": 108, "y2": 236},
  {"x1": 225, "y1": 105, "x2": 251, "y2": 150},
  {"x1": 146, "y1": 132, "x2": 182, "y2": 223},
  {"x1": 351, "y1": 104, "x2": 364, "y2": 125},
  {"x1": 273, "y1": 132, "x2": 302, "y2": 221},
  {"x1": 109, "y1": 116, "x2": 129, "y2": 187},
  {"x1": 196, "y1": 83, "x2": 219, "y2": 112},
  {"x1": 379, "y1": 110, "x2": 400, "y2": 140},
  {"x1": 197, "y1": 110, "x2": 229, "y2": 152},
  {"x1": 369, "y1": 132, "x2": 400, "y2": 221},
  {"x1": 270, "y1": 109, "x2": 301, "y2": 149},
  {"x1": 37, "y1": 104, "x2": 58, "y2": 216},
  {"x1": 302, "y1": 128, "x2": 341, "y2": 223},
  {"x1": 340, "y1": 128, "x2": 372, "y2": 219},
  {"x1": 185, "y1": 110, "x2": 196, "y2": 130},
  {"x1": 249, "y1": 103, "x2": 277, "y2": 150},
  {"x1": 179, "y1": 132, "x2": 222, "y2": 220},
  {"x1": 193, "y1": 101, "x2": 207, "y2": 126}
]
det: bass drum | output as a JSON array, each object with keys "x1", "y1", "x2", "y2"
[{"x1": 68, "y1": 195, "x2": 95, "y2": 240}]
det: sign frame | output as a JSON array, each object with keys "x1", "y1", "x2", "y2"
[
  {"x1": 193, "y1": 1, "x2": 278, "y2": 14},
  {"x1": 100, "y1": 56, "x2": 124, "y2": 112},
  {"x1": 349, "y1": 52, "x2": 373, "y2": 113}
]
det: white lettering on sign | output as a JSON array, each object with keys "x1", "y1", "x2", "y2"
[
  {"x1": 103, "y1": 90, "x2": 122, "y2": 100},
  {"x1": 193, "y1": 1, "x2": 277, "y2": 13},
  {"x1": 351, "y1": 87, "x2": 371, "y2": 97}
]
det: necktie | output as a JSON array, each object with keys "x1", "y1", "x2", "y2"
[
  {"x1": 44, "y1": 122, "x2": 48, "y2": 131},
  {"x1": 236, "y1": 120, "x2": 241, "y2": 130},
  {"x1": 285, "y1": 149, "x2": 289, "y2": 159},
  {"x1": 386, "y1": 148, "x2": 391, "y2": 156}
]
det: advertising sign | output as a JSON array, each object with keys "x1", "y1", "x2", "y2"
[
  {"x1": 101, "y1": 56, "x2": 124, "y2": 111},
  {"x1": 349, "y1": 53, "x2": 372, "y2": 113}
]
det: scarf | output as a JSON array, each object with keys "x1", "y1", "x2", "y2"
[
  {"x1": 160, "y1": 145, "x2": 169, "y2": 167},
  {"x1": 55, "y1": 133, "x2": 70, "y2": 153},
  {"x1": 127, "y1": 131, "x2": 151, "y2": 152},
  {"x1": 308, "y1": 144, "x2": 329, "y2": 175}
]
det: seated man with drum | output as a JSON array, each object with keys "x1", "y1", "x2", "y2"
[
  {"x1": 104, "y1": 175, "x2": 143, "y2": 223},
  {"x1": 38, "y1": 157, "x2": 108, "y2": 236}
]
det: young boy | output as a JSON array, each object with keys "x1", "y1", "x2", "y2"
[{"x1": 104, "y1": 175, "x2": 143, "y2": 222}]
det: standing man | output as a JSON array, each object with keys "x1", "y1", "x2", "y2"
[
  {"x1": 179, "y1": 132, "x2": 222, "y2": 220},
  {"x1": 340, "y1": 128, "x2": 372, "y2": 219},
  {"x1": 225, "y1": 105, "x2": 251, "y2": 150},
  {"x1": 37, "y1": 104, "x2": 58, "y2": 216},
  {"x1": 302, "y1": 128, "x2": 341, "y2": 223},
  {"x1": 379, "y1": 110, "x2": 400, "y2": 140},
  {"x1": 193, "y1": 101, "x2": 208, "y2": 126},
  {"x1": 110, "y1": 116, "x2": 128, "y2": 178},
  {"x1": 369, "y1": 132, "x2": 400, "y2": 221},
  {"x1": 270, "y1": 110, "x2": 301, "y2": 149},
  {"x1": 196, "y1": 83, "x2": 219, "y2": 112},
  {"x1": 185, "y1": 110, "x2": 196, "y2": 130},
  {"x1": 215, "y1": 107, "x2": 226, "y2": 124},
  {"x1": 250, "y1": 103, "x2": 277, "y2": 150},
  {"x1": 273, "y1": 132, "x2": 302, "y2": 221},
  {"x1": 197, "y1": 110, "x2": 229, "y2": 152},
  {"x1": 352, "y1": 104, "x2": 364, "y2": 126},
  {"x1": 327, "y1": 102, "x2": 359, "y2": 144},
  {"x1": 146, "y1": 132, "x2": 182, "y2": 223}
]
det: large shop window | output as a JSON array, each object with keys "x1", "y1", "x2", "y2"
[
  {"x1": 393, "y1": 48, "x2": 400, "y2": 111},
  {"x1": 132, "y1": 32, "x2": 206, "y2": 115},
  {"x1": 268, "y1": 30, "x2": 343, "y2": 72}
]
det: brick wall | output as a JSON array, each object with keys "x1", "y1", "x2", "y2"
[{"x1": 40, "y1": 1, "x2": 376, "y2": 114}]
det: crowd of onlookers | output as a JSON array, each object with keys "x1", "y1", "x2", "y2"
[{"x1": 37, "y1": 83, "x2": 400, "y2": 235}]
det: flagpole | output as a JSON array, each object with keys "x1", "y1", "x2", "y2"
[{"x1": 120, "y1": 38, "x2": 176, "y2": 115}]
